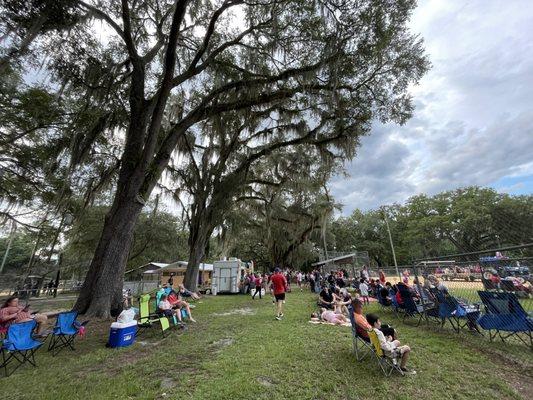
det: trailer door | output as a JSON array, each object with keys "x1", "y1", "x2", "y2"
[{"x1": 219, "y1": 268, "x2": 232, "y2": 292}]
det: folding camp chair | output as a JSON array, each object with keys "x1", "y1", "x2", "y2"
[
  {"x1": 48, "y1": 311, "x2": 87, "y2": 356},
  {"x1": 389, "y1": 290, "x2": 404, "y2": 317},
  {"x1": 433, "y1": 291, "x2": 481, "y2": 333},
  {"x1": 1, "y1": 320, "x2": 44, "y2": 376},
  {"x1": 137, "y1": 294, "x2": 171, "y2": 337},
  {"x1": 375, "y1": 290, "x2": 390, "y2": 310},
  {"x1": 367, "y1": 330, "x2": 404, "y2": 376},
  {"x1": 397, "y1": 287, "x2": 434, "y2": 326},
  {"x1": 477, "y1": 291, "x2": 532, "y2": 348},
  {"x1": 347, "y1": 306, "x2": 373, "y2": 361}
]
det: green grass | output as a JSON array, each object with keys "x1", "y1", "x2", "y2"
[{"x1": 2, "y1": 292, "x2": 532, "y2": 399}]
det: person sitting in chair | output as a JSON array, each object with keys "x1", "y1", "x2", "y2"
[
  {"x1": 427, "y1": 275, "x2": 449, "y2": 294},
  {"x1": 168, "y1": 290, "x2": 196, "y2": 322},
  {"x1": 380, "y1": 283, "x2": 392, "y2": 306},
  {"x1": 0, "y1": 296, "x2": 49, "y2": 336},
  {"x1": 366, "y1": 313, "x2": 416, "y2": 375},
  {"x1": 158, "y1": 294, "x2": 182, "y2": 323},
  {"x1": 351, "y1": 299, "x2": 396, "y2": 342}
]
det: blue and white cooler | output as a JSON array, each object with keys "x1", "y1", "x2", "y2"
[{"x1": 107, "y1": 320, "x2": 138, "y2": 348}]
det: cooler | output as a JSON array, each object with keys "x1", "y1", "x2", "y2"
[{"x1": 107, "y1": 320, "x2": 138, "y2": 348}]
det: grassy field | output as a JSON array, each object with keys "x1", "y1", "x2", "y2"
[{"x1": 2, "y1": 291, "x2": 532, "y2": 400}]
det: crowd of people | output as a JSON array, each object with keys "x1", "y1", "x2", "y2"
[{"x1": 305, "y1": 267, "x2": 418, "y2": 374}]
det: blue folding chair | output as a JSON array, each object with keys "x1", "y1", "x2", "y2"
[
  {"x1": 1, "y1": 320, "x2": 44, "y2": 376},
  {"x1": 389, "y1": 289, "x2": 404, "y2": 317},
  {"x1": 477, "y1": 291, "x2": 532, "y2": 348},
  {"x1": 434, "y1": 291, "x2": 481, "y2": 333},
  {"x1": 397, "y1": 286, "x2": 435, "y2": 326},
  {"x1": 375, "y1": 290, "x2": 389, "y2": 310},
  {"x1": 48, "y1": 311, "x2": 87, "y2": 356}
]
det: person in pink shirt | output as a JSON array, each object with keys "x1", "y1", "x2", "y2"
[
  {"x1": 252, "y1": 273, "x2": 263, "y2": 299},
  {"x1": 318, "y1": 308, "x2": 348, "y2": 325},
  {"x1": 0, "y1": 296, "x2": 48, "y2": 335}
]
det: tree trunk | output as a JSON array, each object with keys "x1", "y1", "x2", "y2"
[
  {"x1": 73, "y1": 144, "x2": 148, "y2": 317},
  {"x1": 183, "y1": 208, "x2": 213, "y2": 291},
  {"x1": 73, "y1": 194, "x2": 143, "y2": 317},
  {"x1": 184, "y1": 239, "x2": 205, "y2": 292}
]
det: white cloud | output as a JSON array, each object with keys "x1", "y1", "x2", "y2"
[{"x1": 333, "y1": 0, "x2": 533, "y2": 214}]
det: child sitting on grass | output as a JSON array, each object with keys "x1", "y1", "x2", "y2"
[{"x1": 366, "y1": 313, "x2": 416, "y2": 375}]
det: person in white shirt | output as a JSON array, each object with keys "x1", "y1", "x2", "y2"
[
  {"x1": 366, "y1": 313, "x2": 416, "y2": 375},
  {"x1": 296, "y1": 272, "x2": 303, "y2": 291},
  {"x1": 158, "y1": 294, "x2": 182, "y2": 322},
  {"x1": 359, "y1": 279, "x2": 369, "y2": 305}
]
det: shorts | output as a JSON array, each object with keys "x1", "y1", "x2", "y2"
[
  {"x1": 389, "y1": 345, "x2": 409, "y2": 358},
  {"x1": 274, "y1": 293, "x2": 286, "y2": 301},
  {"x1": 161, "y1": 309, "x2": 174, "y2": 317}
]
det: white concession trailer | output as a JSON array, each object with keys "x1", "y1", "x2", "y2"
[{"x1": 211, "y1": 258, "x2": 252, "y2": 294}]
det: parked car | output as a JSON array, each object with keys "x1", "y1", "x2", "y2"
[{"x1": 438, "y1": 266, "x2": 481, "y2": 282}]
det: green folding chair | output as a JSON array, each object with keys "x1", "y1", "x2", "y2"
[{"x1": 137, "y1": 294, "x2": 171, "y2": 337}]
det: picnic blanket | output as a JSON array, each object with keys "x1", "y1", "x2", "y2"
[{"x1": 308, "y1": 320, "x2": 351, "y2": 327}]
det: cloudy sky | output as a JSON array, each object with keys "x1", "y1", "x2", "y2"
[{"x1": 330, "y1": 0, "x2": 533, "y2": 214}]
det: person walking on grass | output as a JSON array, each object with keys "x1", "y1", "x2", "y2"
[
  {"x1": 271, "y1": 267, "x2": 288, "y2": 320},
  {"x1": 252, "y1": 273, "x2": 263, "y2": 299}
]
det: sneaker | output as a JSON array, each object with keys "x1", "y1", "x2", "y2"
[
  {"x1": 279, "y1": 313, "x2": 284, "y2": 318},
  {"x1": 275, "y1": 316, "x2": 281, "y2": 320},
  {"x1": 400, "y1": 367, "x2": 416, "y2": 375}
]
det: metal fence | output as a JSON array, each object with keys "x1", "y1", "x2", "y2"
[{"x1": 372, "y1": 247, "x2": 532, "y2": 348}]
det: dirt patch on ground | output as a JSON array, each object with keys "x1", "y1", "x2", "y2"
[
  {"x1": 212, "y1": 307, "x2": 255, "y2": 316},
  {"x1": 210, "y1": 337, "x2": 234, "y2": 353},
  {"x1": 256, "y1": 376, "x2": 278, "y2": 387}
]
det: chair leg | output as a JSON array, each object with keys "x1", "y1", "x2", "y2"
[
  {"x1": 449, "y1": 318, "x2": 459, "y2": 333},
  {"x1": 1, "y1": 349, "x2": 10, "y2": 377}
]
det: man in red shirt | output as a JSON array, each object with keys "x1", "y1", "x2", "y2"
[{"x1": 270, "y1": 268, "x2": 287, "y2": 320}]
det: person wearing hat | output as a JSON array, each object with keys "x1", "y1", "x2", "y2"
[{"x1": 271, "y1": 268, "x2": 288, "y2": 320}]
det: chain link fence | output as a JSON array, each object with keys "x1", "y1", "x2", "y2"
[{"x1": 371, "y1": 246, "x2": 532, "y2": 348}]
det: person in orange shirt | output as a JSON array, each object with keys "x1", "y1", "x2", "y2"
[{"x1": 351, "y1": 298, "x2": 395, "y2": 341}]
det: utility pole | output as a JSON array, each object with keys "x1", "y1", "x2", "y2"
[{"x1": 382, "y1": 207, "x2": 400, "y2": 279}]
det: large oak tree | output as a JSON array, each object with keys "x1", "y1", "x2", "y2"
[{"x1": 2, "y1": 0, "x2": 429, "y2": 316}]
